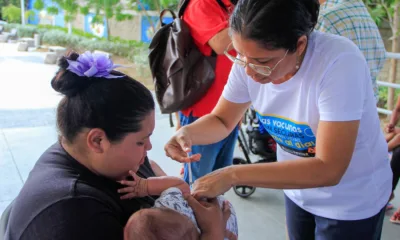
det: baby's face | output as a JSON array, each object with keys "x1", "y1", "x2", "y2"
[{"x1": 125, "y1": 208, "x2": 199, "y2": 240}]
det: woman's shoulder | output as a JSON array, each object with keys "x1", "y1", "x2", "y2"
[
  {"x1": 304, "y1": 31, "x2": 367, "y2": 76},
  {"x1": 311, "y1": 31, "x2": 365, "y2": 61},
  {"x1": 7, "y1": 143, "x2": 120, "y2": 236}
]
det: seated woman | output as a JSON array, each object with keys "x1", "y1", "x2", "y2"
[
  {"x1": 4, "y1": 51, "x2": 230, "y2": 240},
  {"x1": 385, "y1": 95, "x2": 400, "y2": 223}
]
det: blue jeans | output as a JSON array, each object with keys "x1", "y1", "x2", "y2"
[
  {"x1": 179, "y1": 112, "x2": 239, "y2": 184},
  {"x1": 285, "y1": 195, "x2": 385, "y2": 240}
]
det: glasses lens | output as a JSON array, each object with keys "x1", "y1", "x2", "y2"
[
  {"x1": 250, "y1": 64, "x2": 272, "y2": 76},
  {"x1": 234, "y1": 59, "x2": 246, "y2": 67}
]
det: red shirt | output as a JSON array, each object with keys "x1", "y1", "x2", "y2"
[{"x1": 181, "y1": 0, "x2": 236, "y2": 118}]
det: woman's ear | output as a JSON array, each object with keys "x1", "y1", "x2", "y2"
[
  {"x1": 86, "y1": 128, "x2": 110, "y2": 153},
  {"x1": 296, "y1": 35, "x2": 308, "y2": 57}
]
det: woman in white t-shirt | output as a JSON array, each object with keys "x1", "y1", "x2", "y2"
[{"x1": 164, "y1": 0, "x2": 392, "y2": 239}]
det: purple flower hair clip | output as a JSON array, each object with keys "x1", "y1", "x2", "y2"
[{"x1": 66, "y1": 51, "x2": 123, "y2": 79}]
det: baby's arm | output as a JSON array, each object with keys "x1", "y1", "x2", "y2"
[
  {"x1": 118, "y1": 171, "x2": 190, "y2": 199},
  {"x1": 146, "y1": 176, "x2": 190, "y2": 196}
]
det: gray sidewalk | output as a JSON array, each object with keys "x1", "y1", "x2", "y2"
[{"x1": 0, "y1": 43, "x2": 399, "y2": 239}]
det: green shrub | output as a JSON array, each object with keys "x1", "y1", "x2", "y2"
[
  {"x1": 40, "y1": 29, "x2": 144, "y2": 59},
  {"x1": 16, "y1": 25, "x2": 38, "y2": 38},
  {"x1": 3, "y1": 23, "x2": 19, "y2": 32},
  {"x1": 128, "y1": 46, "x2": 149, "y2": 65},
  {"x1": 37, "y1": 25, "x2": 101, "y2": 39},
  {"x1": 42, "y1": 30, "x2": 82, "y2": 48},
  {"x1": 3, "y1": 22, "x2": 149, "y2": 68},
  {"x1": 378, "y1": 86, "x2": 400, "y2": 109},
  {"x1": 36, "y1": 28, "x2": 48, "y2": 41}
]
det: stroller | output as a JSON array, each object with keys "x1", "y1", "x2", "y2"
[{"x1": 232, "y1": 108, "x2": 277, "y2": 198}]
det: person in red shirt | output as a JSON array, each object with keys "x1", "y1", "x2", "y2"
[{"x1": 176, "y1": 0, "x2": 239, "y2": 183}]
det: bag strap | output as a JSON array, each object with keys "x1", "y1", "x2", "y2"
[
  {"x1": 178, "y1": 0, "x2": 217, "y2": 57},
  {"x1": 178, "y1": 0, "x2": 190, "y2": 18},
  {"x1": 160, "y1": 9, "x2": 177, "y2": 27}
]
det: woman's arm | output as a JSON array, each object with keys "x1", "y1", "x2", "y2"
[
  {"x1": 192, "y1": 120, "x2": 360, "y2": 199},
  {"x1": 182, "y1": 97, "x2": 250, "y2": 145},
  {"x1": 149, "y1": 159, "x2": 167, "y2": 176},
  {"x1": 231, "y1": 120, "x2": 359, "y2": 188},
  {"x1": 388, "y1": 96, "x2": 400, "y2": 130},
  {"x1": 208, "y1": 28, "x2": 232, "y2": 55},
  {"x1": 165, "y1": 63, "x2": 251, "y2": 162}
]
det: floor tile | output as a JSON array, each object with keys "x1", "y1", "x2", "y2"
[
  {"x1": 0, "y1": 131, "x2": 23, "y2": 202},
  {"x1": 2, "y1": 126, "x2": 58, "y2": 182},
  {"x1": 0, "y1": 200, "x2": 12, "y2": 217}
]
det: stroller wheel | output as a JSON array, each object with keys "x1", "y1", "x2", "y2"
[
  {"x1": 232, "y1": 157, "x2": 256, "y2": 198},
  {"x1": 233, "y1": 185, "x2": 256, "y2": 198},
  {"x1": 233, "y1": 157, "x2": 246, "y2": 165}
]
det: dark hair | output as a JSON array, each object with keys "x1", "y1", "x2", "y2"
[
  {"x1": 51, "y1": 52, "x2": 155, "y2": 143},
  {"x1": 230, "y1": 0, "x2": 319, "y2": 52}
]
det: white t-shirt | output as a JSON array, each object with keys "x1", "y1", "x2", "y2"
[{"x1": 222, "y1": 31, "x2": 392, "y2": 220}]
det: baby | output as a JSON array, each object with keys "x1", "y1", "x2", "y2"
[{"x1": 119, "y1": 171, "x2": 238, "y2": 240}]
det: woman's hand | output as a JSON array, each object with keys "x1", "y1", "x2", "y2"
[
  {"x1": 191, "y1": 166, "x2": 235, "y2": 199},
  {"x1": 185, "y1": 195, "x2": 234, "y2": 239},
  {"x1": 386, "y1": 123, "x2": 395, "y2": 133},
  {"x1": 118, "y1": 171, "x2": 148, "y2": 199},
  {"x1": 164, "y1": 128, "x2": 201, "y2": 163}
]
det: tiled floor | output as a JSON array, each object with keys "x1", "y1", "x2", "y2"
[{"x1": 0, "y1": 43, "x2": 399, "y2": 239}]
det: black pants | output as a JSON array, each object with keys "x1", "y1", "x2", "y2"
[
  {"x1": 391, "y1": 146, "x2": 400, "y2": 191},
  {"x1": 285, "y1": 195, "x2": 385, "y2": 240}
]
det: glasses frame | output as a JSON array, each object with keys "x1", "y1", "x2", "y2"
[{"x1": 224, "y1": 43, "x2": 289, "y2": 77}]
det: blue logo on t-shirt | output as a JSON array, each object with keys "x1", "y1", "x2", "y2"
[{"x1": 257, "y1": 113, "x2": 316, "y2": 157}]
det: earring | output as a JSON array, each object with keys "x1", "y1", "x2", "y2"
[{"x1": 295, "y1": 56, "x2": 300, "y2": 70}]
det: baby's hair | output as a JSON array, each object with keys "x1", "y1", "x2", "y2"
[{"x1": 125, "y1": 208, "x2": 199, "y2": 240}]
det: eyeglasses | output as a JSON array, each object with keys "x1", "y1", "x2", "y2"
[{"x1": 224, "y1": 43, "x2": 288, "y2": 77}]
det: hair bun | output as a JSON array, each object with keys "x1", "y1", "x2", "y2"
[{"x1": 51, "y1": 51, "x2": 93, "y2": 97}]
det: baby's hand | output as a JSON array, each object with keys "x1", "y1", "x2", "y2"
[{"x1": 118, "y1": 171, "x2": 148, "y2": 199}]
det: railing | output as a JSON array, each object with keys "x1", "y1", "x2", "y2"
[{"x1": 377, "y1": 52, "x2": 400, "y2": 115}]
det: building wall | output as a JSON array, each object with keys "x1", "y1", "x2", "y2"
[
  {"x1": 28, "y1": 0, "x2": 174, "y2": 43},
  {"x1": 107, "y1": 15, "x2": 142, "y2": 41}
]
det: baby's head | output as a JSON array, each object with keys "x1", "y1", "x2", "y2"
[{"x1": 124, "y1": 208, "x2": 199, "y2": 240}]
